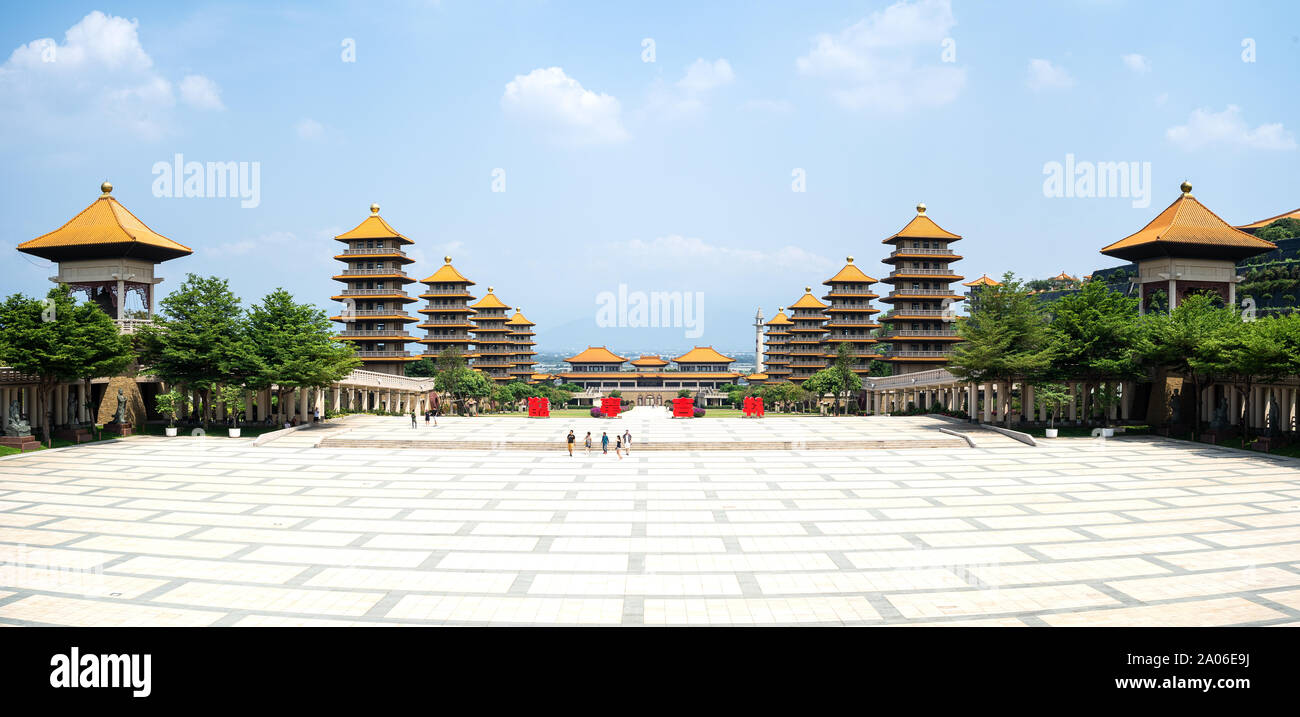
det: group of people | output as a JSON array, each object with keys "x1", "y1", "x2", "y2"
[
  {"x1": 566, "y1": 429, "x2": 632, "y2": 458},
  {"x1": 410, "y1": 408, "x2": 440, "y2": 428}
]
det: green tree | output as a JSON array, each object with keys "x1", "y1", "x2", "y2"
[
  {"x1": 405, "y1": 357, "x2": 438, "y2": 377},
  {"x1": 1253, "y1": 217, "x2": 1300, "y2": 243},
  {"x1": 948, "y1": 273, "x2": 1053, "y2": 426},
  {"x1": 137, "y1": 275, "x2": 263, "y2": 429},
  {"x1": 154, "y1": 389, "x2": 186, "y2": 429},
  {"x1": 1047, "y1": 280, "x2": 1149, "y2": 426},
  {"x1": 245, "y1": 288, "x2": 359, "y2": 424},
  {"x1": 829, "y1": 341, "x2": 862, "y2": 414},
  {"x1": 1142, "y1": 293, "x2": 1240, "y2": 434},
  {"x1": 1211, "y1": 316, "x2": 1299, "y2": 444},
  {"x1": 0, "y1": 286, "x2": 135, "y2": 446}
]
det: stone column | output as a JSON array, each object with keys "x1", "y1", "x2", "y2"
[
  {"x1": 981, "y1": 384, "x2": 991, "y2": 423},
  {"x1": 333, "y1": 387, "x2": 341, "y2": 412},
  {"x1": 1068, "y1": 383, "x2": 1077, "y2": 422},
  {"x1": 1023, "y1": 383, "x2": 1034, "y2": 422},
  {"x1": 299, "y1": 389, "x2": 309, "y2": 422},
  {"x1": 77, "y1": 383, "x2": 89, "y2": 423}
]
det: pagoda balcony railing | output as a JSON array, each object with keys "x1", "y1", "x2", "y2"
[
  {"x1": 824, "y1": 320, "x2": 881, "y2": 326},
  {"x1": 336, "y1": 330, "x2": 414, "y2": 338},
  {"x1": 879, "y1": 309, "x2": 953, "y2": 320},
  {"x1": 339, "y1": 310, "x2": 413, "y2": 318},
  {"x1": 422, "y1": 305, "x2": 471, "y2": 311},
  {"x1": 881, "y1": 330, "x2": 959, "y2": 339},
  {"x1": 115, "y1": 318, "x2": 153, "y2": 334},
  {"x1": 421, "y1": 291, "x2": 473, "y2": 298},
  {"x1": 826, "y1": 304, "x2": 876, "y2": 310},
  {"x1": 885, "y1": 289, "x2": 959, "y2": 298},
  {"x1": 340, "y1": 247, "x2": 407, "y2": 257},
  {"x1": 882, "y1": 350, "x2": 952, "y2": 358},
  {"x1": 421, "y1": 334, "x2": 472, "y2": 342},
  {"x1": 340, "y1": 268, "x2": 411, "y2": 277},
  {"x1": 789, "y1": 360, "x2": 828, "y2": 367},
  {"x1": 889, "y1": 270, "x2": 956, "y2": 279},
  {"x1": 419, "y1": 318, "x2": 475, "y2": 325},
  {"x1": 825, "y1": 291, "x2": 878, "y2": 297},
  {"x1": 355, "y1": 350, "x2": 411, "y2": 358},
  {"x1": 889, "y1": 248, "x2": 956, "y2": 257},
  {"x1": 338, "y1": 288, "x2": 412, "y2": 296}
]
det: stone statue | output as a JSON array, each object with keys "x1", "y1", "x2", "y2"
[
  {"x1": 110, "y1": 388, "x2": 127, "y2": 424},
  {"x1": 5, "y1": 399, "x2": 31, "y2": 437},
  {"x1": 1167, "y1": 389, "x2": 1182, "y2": 424},
  {"x1": 1210, "y1": 398, "x2": 1228, "y2": 431},
  {"x1": 1266, "y1": 395, "x2": 1280, "y2": 437},
  {"x1": 67, "y1": 392, "x2": 80, "y2": 428}
]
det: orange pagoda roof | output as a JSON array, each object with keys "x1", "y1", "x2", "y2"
[
  {"x1": 1051, "y1": 271, "x2": 1078, "y2": 282},
  {"x1": 883, "y1": 203, "x2": 962, "y2": 243},
  {"x1": 673, "y1": 346, "x2": 735, "y2": 364},
  {"x1": 962, "y1": 274, "x2": 1001, "y2": 287},
  {"x1": 422, "y1": 256, "x2": 475, "y2": 285},
  {"x1": 765, "y1": 308, "x2": 794, "y2": 326},
  {"x1": 746, "y1": 373, "x2": 768, "y2": 382},
  {"x1": 18, "y1": 182, "x2": 193, "y2": 262},
  {"x1": 790, "y1": 288, "x2": 827, "y2": 309},
  {"x1": 566, "y1": 346, "x2": 628, "y2": 364},
  {"x1": 824, "y1": 257, "x2": 877, "y2": 284},
  {"x1": 470, "y1": 287, "x2": 510, "y2": 310},
  {"x1": 1236, "y1": 208, "x2": 1300, "y2": 230},
  {"x1": 334, "y1": 204, "x2": 415, "y2": 245},
  {"x1": 630, "y1": 355, "x2": 669, "y2": 367},
  {"x1": 1101, "y1": 182, "x2": 1276, "y2": 261},
  {"x1": 505, "y1": 308, "x2": 534, "y2": 326}
]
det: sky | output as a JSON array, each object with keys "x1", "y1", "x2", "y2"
[{"x1": 1, "y1": 0, "x2": 1297, "y2": 352}]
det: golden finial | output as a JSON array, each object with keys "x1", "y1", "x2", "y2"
[
  {"x1": 370, "y1": 203, "x2": 380, "y2": 215},
  {"x1": 444, "y1": 255, "x2": 452, "y2": 264},
  {"x1": 100, "y1": 181, "x2": 113, "y2": 196},
  {"x1": 778, "y1": 307, "x2": 784, "y2": 312},
  {"x1": 916, "y1": 202, "x2": 927, "y2": 215},
  {"x1": 1180, "y1": 180, "x2": 1192, "y2": 197},
  {"x1": 804, "y1": 286, "x2": 812, "y2": 293},
  {"x1": 488, "y1": 286, "x2": 494, "y2": 293},
  {"x1": 846, "y1": 255, "x2": 854, "y2": 263}
]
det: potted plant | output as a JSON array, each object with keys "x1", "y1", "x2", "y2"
[
  {"x1": 155, "y1": 389, "x2": 183, "y2": 437},
  {"x1": 1032, "y1": 382, "x2": 1070, "y2": 438},
  {"x1": 219, "y1": 384, "x2": 249, "y2": 438}
]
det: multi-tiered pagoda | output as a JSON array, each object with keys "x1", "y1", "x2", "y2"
[
  {"x1": 787, "y1": 287, "x2": 829, "y2": 384},
  {"x1": 878, "y1": 203, "x2": 965, "y2": 373},
  {"x1": 822, "y1": 256, "x2": 881, "y2": 377},
  {"x1": 469, "y1": 287, "x2": 513, "y2": 382},
  {"x1": 761, "y1": 308, "x2": 794, "y2": 384},
  {"x1": 506, "y1": 308, "x2": 538, "y2": 382},
  {"x1": 330, "y1": 204, "x2": 419, "y2": 374},
  {"x1": 416, "y1": 256, "x2": 476, "y2": 360}
]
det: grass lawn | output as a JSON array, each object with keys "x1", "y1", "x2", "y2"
[
  {"x1": 134, "y1": 423, "x2": 283, "y2": 438},
  {"x1": 0, "y1": 433, "x2": 123, "y2": 457},
  {"x1": 1027, "y1": 425, "x2": 1153, "y2": 438}
]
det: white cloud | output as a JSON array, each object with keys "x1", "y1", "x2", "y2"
[
  {"x1": 501, "y1": 67, "x2": 627, "y2": 145},
  {"x1": 612, "y1": 235, "x2": 835, "y2": 273},
  {"x1": 795, "y1": 0, "x2": 965, "y2": 112},
  {"x1": 209, "y1": 231, "x2": 298, "y2": 257},
  {"x1": 1026, "y1": 58, "x2": 1073, "y2": 91},
  {"x1": 0, "y1": 11, "x2": 219, "y2": 140},
  {"x1": 678, "y1": 58, "x2": 734, "y2": 93},
  {"x1": 646, "y1": 57, "x2": 736, "y2": 119},
  {"x1": 1121, "y1": 53, "x2": 1151, "y2": 74},
  {"x1": 295, "y1": 118, "x2": 325, "y2": 141},
  {"x1": 179, "y1": 74, "x2": 224, "y2": 110},
  {"x1": 1166, "y1": 105, "x2": 1296, "y2": 151},
  {"x1": 741, "y1": 99, "x2": 794, "y2": 114}
]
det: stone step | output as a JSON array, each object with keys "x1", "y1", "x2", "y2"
[{"x1": 315, "y1": 438, "x2": 967, "y2": 451}]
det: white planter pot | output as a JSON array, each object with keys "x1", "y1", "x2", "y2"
[
  {"x1": 1044, "y1": 428, "x2": 1059, "y2": 438},
  {"x1": 229, "y1": 428, "x2": 242, "y2": 438},
  {"x1": 1101, "y1": 428, "x2": 1115, "y2": 438},
  {"x1": 165, "y1": 426, "x2": 178, "y2": 437}
]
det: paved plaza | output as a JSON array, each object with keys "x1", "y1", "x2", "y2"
[{"x1": 1, "y1": 417, "x2": 1300, "y2": 626}]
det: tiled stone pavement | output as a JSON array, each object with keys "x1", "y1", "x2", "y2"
[{"x1": 1, "y1": 427, "x2": 1299, "y2": 626}]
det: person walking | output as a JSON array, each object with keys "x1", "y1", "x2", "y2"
[
  {"x1": 622, "y1": 429, "x2": 632, "y2": 454},
  {"x1": 584, "y1": 432, "x2": 592, "y2": 455},
  {"x1": 410, "y1": 410, "x2": 416, "y2": 429},
  {"x1": 566, "y1": 430, "x2": 575, "y2": 457},
  {"x1": 424, "y1": 410, "x2": 430, "y2": 427},
  {"x1": 601, "y1": 432, "x2": 609, "y2": 455},
  {"x1": 614, "y1": 435, "x2": 623, "y2": 459},
  {"x1": 432, "y1": 406, "x2": 439, "y2": 427}
]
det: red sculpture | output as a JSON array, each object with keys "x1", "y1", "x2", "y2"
[
  {"x1": 527, "y1": 397, "x2": 550, "y2": 418},
  {"x1": 672, "y1": 397, "x2": 694, "y2": 418},
  {"x1": 600, "y1": 397, "x2": 621, "y2": 419}
]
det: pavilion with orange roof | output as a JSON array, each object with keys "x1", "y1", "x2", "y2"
[
  {"x1": 556, "y1": 346, "x2": 741, "y2": 406},
  {"x1": 877, "y1": 202, "x2": 965, "y2": 373},
  {"x1": 330, "y1": 203, "x2": 420, "y2": 374},
  {"x1": 416, "y1": 256, "x2": 476, "y2": 359},
  {"x1": 1101, "y1": 181, "x2": 1276, "y2": 313},
  {"x1": 822, "y1": 256, "x2": 881, "y2": 378}
]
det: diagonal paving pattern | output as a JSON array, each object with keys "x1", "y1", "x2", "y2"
[{"x1": 0, "y1": 419, "x2": 1298, "y2": 626}]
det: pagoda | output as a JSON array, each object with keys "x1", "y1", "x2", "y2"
[
  {"x1": 1101, "y1": 181, "x2": 1276, "y2": 313},
  {"x1": 469, "y1": 287, "x2": 513, "y2": 382},
  {"x1": 672, "y1": 347, "x2": 737, "y2": 374},
  {"x1": 878, "y1": 202, "x2": 965, "y2": 373},
  {"x1": 330, "y1": 203, "x2": 419, "y2": 374},
  {"x1": 505, "y1": 308, "x2": 538, "y2": 382},
  {"x1": 787, "y1": 287, "x2": 829, "y2": 384},
  {"x1": 822, "y1": 256, "x2": 881, "y2": 377},
  {"x1": 962, "y1": 274, "x2": 1002, "y2": 312},
  {"x1": 762, "y1": 308, "x2": 794, "y2": 383},
  {"x1": 17, "y1": 181, "x2": 192, "y2": 333},
  {"x1": 416, "y1": 256, "x2": 476, "y2": 360}
]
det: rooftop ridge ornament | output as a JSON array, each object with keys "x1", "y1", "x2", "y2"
[
  {"x1": 916, "y1": 202, "x2": 926, "y2": 215},
  {"x1": 1180, "y1": 180, "x2": 1193, "y2": 197},
  {"x1": 370, "y1": 203, "x2": 380, "y2": 215},
  {"x1": 100, "y1": 181, "x2": 113, "y2": 197}
]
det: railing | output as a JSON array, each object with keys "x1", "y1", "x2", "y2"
[
  {"x1": 885, "y1": 289, "x2": 960, "y2": 298},
  {"x1": 339, "y1": 248, "x2": 407, "y2": 257},
  {"x1": 420, "y1": 291, "x2": 472, "y2": 298},
  {"x1": 879, "y1": 309, "x2": 954, "y2": 320},
  {"x1": 115, "y1": 318, "x2": 153, "y2": 334},
  {"x1": 339, "y1": 269, "x2": 410, "y2": 277},
  {"x1": 338, "y1": 310, "x2": 413, "y2": 319},
  {"x1": 337, "y1": 289, "x2": 412, "y2": 296},
  {"x1": 882, "y1": 330, "x2": 960, "y2": 338},
  {"x1": 888, "y1": 269, "x2": 956, "y2": 278},
  {"x1": 889, "y1": 248, "x2": 955, "y2": 257},
  {"x1": 335, "y1": 330, "x2": 415, "y2": 338},
  {"x1": 823, "y1": 320, "x2": 881, "y2": 326},
  {"x1": 355, "y1": 351, "x2": 411, "y2": 358},
  {"x1": 418, "y1": 318, "x2": 475, "y2": 325},
  {"x1": 882, "y1": 350, "x2": 952, "y2": 358}
]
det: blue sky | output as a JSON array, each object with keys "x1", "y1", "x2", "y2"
[{"x1": 2, "y1": 0, "x2": 1296, "y2": 351}]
